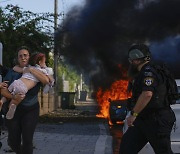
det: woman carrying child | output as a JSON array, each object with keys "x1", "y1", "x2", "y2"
[
  {"x1": 1, "y1": 47, "x2": 50, "y2": 154},
  {"x1": 0, "y1": 52, "x2": 54, "y2": 119}
]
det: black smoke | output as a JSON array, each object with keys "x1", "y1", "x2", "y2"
[{"x1": 56, "y1": 0, "x2": 180, "y2": 91}]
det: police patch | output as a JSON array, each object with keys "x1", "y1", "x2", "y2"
[{"x1": 144, "y1": 77, "x2": 154, "y2": 86}]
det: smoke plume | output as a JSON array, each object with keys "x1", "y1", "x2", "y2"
[{"x1": 56, "y1": 0, "x2": 180, "y2": 91}]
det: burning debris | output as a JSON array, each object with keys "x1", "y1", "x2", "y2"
[{"x1": 96, "y1": 79, "x2": 131, "y2": 124}]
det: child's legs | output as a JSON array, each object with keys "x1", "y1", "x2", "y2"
[
  {"x1": 8, "y1": 79, "x2": 28, "y2": 106},
  {"x1": 9, "y1": 99, "x2": 20, "y2": 107},
  {"x1": 1, "y1": 79, "x2": 28, "y2": 103},
  {"x1": 6, "y1": 100, "x2": 17, "y2": 119}
]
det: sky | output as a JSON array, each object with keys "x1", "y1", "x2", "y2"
[{"x1": 0, "y1": 0, "x2": 85, "y2": 23}]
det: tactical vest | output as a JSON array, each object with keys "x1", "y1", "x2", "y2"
[
  {"x1": 131, "y1": 66, "x2": 168, "y2": 110},
  {"x1": 146, "y1": 83, "x2": 167, "y2": 109}
]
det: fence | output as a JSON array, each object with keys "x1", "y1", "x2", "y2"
[{"x1": 38, "y1": 90, "x2": 56, "y2": 115}]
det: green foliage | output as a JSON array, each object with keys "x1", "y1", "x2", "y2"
[
  {"x1": 57, "y1": 62, "x2": 81, "y2": 92},
  {"x1": 0, "y1": 5, "x2": 54, "y2": 67},
  {"x1": 0, "y1": 5, "x2": 83, "y2": 92},
  {"x1": 48, "y1": 52, "x2": 54, "y2": 67}
]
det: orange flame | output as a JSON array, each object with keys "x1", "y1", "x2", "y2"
[
  {"x1": 96, "y1": 65, "x2": 132, "y2": 124},
  {"x1": 96, "y1": 79, "x2": 131, "y2": 124}
]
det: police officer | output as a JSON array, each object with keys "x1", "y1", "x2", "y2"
[{"x1": 119, "y1": 44, "x2": 176, "y2": 154}]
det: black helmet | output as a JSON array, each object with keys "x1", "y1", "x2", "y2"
[{"x1": 128, "y1": 44, "x2": 151, "y2": 61}]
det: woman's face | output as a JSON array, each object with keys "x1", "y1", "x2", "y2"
[{"x1": 18, "y1": 49, "x2": 30, "y2": 67}]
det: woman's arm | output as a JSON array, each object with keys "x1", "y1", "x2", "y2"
[
  {"x1": 28, "y1": 67, "x2": 49, "y2": 84},
  {"x1": 48, "y1": 75, "x2": 55, "y2": 84},
  {"x1": 1, "y1": 87, "x2": 13, "y2": 99},
  {"x1": 1, "y1": 70, "x2": 25, "y2": 104},
  {"x1": 45, "y1": 67, "x2": 55, "y2": 85},
  {"x1": 0, "y1": 83, "x2": 25, "y2": 105},
  {"x1": 0, "y1": 81, "x2": 8, "y2": 89}
]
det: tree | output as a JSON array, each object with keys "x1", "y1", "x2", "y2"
[
  {"x1": 0, "y1": 5, "x2": 83, "y2": 93},
  {"x1": 47, "y1": 45, "x2": 82, "y2": 92},
  {"x1": 57, "y1": 61, "x2": 81, "y2": 92},
  {"x1": 0, "y1": 4, "x2": 54, "y2": 67}
]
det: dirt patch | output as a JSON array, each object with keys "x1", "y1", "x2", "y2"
[{"x1": 39, "y1": 108, "x2": 104, "y2": 123}]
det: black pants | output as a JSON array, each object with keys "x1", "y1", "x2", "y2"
[
  {"x1": 119, "y1": 108, "x2": 176, "y2": 154},
  {"x1": 5, "y1": 103, "x2": 39, "y2": 154}
]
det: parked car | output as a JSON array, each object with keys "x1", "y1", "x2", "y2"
[
  {"x1": 109, "y1": 99, "x2": 128, "y2": 124},
  {"x1": 176, "y1": 79, "x2": 180, "y2": 104}
]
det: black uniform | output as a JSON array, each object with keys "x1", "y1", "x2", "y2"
[{"x1": 119, "y1": 62, "x2": 176, "y2": 154}]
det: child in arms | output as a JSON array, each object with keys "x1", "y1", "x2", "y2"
[{"x1": 0, "y1": 52, "x2": 54, "y2": 119}]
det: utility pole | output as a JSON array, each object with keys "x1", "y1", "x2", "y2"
[
  {"x1": 54, "y1": 0, "x2": 58, "y2": 82},
  {"x1": 54, "y1": 0, "x2": 58, "y2": 107}
]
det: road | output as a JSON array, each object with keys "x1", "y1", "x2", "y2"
[
  {"x1": 0, "y1": 119, "x2": 113, "y2": 154},
  {"x1": 0, "y1": 100, "x2": 113, "y2": 154}
]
